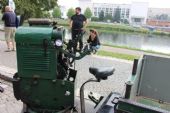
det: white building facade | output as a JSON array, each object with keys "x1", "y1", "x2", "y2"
[
  {"x1": 59, "y1": 5, "x2": 67, "y2": 19},
  {"x1": 130, "y1": 2, "x2": 149, "y2": 25},
  {"x1": 92, "y1": 3, "x2": 130, "y2": 21},
  {"x1": 79, "y1": 0, "x2": 148, "y2": 25}
]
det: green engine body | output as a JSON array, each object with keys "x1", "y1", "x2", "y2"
[{"x1": 13, "y1": 26, "x2": 75, "y2": 112}]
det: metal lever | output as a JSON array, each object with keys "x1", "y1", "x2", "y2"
[
  {"x1": 0, "y1": 86, "x2": 4, "y2": 93},
  {"x1": 88, "y1": 92, "x2": 104, "y2": 108}
]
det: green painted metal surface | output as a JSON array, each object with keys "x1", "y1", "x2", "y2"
[
  {"x1": 15, "y1": 27, "x2": 53, "y2": 44},
  {"x1": 120, "y1": 56, "x2": 170, "y2": 113},
  {"x1": 117, "y1": 99, "x2": 168, "y2": 113},
  {"x1": 18, "y1": 78, "x2": 74, "y2": 110},
  {"x1": 14, "y1": 26, "x2": 75, "y2": 112},
  {"x1": 137, "y1": 97, "x2": 170, "y2": 111},
  {"x1": 16, "y1": 47, "x2": 57, "y2": 79}
]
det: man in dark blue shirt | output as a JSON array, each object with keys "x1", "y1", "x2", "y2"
[
  {"x1": 2, "y1": 6, "x2": 18, "y2": 52},
  {"x1": 69, "y1": 7, "x2": 87, "y2": 52}
]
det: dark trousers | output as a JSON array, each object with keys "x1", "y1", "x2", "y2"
[{"x1": 71, "y1": 29, "x2": 83, "y2": 51}]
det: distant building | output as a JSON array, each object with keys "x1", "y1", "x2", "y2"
[
  {"x1": 60, "y1": 5, "x2": 67, "y2": 19},
  {"x1": 147, "y1": 19, "x2": 170, "y2": 27},
  {"x1": 59, "y1": 0, "x2": 148, "y2": 25},
  {"x1": 130, "y1": 2, "x2": 149, "y2": 25},
  {"x1": 92, "y1": 3, "x2": 130, "y2": 20},
  {"x1": 78, "y1": 0, "x2": 148, "y2": 25},
  {"x1": 146, "y1": 8, "x2": 170, "y2": 28},
  {"x1": 148, "y1": 8, "x2": 170, "y2": 19}
]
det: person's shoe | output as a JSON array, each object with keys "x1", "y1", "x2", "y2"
[
  {"x1": 4, "y1": 48, "x2": 11, "y2": 52},
  {"x1": 11, "y1": 48, "x2": 16, "y2": 51}
]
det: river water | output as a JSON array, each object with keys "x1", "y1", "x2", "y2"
[
  {"x1": 1, "y1": 27, "x2": 169, "y2": 54},
  {"x1": 65, "y1": 29, "x2": 170, "y2": 54}
]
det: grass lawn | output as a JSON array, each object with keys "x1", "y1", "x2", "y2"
[
  {"x1": 97, "y1": 50, "x2": 139, "y2": 61},
  {"x1": 102, "y1": 44, "x2": 170, "y2": 56}
]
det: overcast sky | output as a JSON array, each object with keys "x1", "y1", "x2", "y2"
[{"x1": 58, "y1": 0, "x2": 170, "y2": 8}]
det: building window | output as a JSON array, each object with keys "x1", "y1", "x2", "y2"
[
  {"x1": 94, "y1": 7, "x2": 97, "y2": 12},
  {"x1": 98, "y1": 12, "x2": 100, "y2": 16},
  {"x1": 126, "y1": 9, "x2": 130, "y2": 18},
  {"x1": 134, "y1": 18, "x2": 141, "y2": 22},
  {"x1": 98, "y1": 7, "x2": 101, "y2": 12},
  {"x1": 106, "y1": 8, "x2": 109, "y2": 12},
  {"x1": 122, "y1": 8, "x2": 125, "y2": 13},
  {"x1": 94, "y1": 12, "x2": 97, "y2": 16}
]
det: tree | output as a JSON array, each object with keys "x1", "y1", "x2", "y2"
[
  {"x1": 52, "y1": 7, "x2": 61, "y2": 18},
  {"x1": 121, "y1": 19, "x2": 129, "y2": 24},
  {"x1": 42, "y1": 11, "x2": 51, "y2": 18},
  {"x1": 113, "y1": 7, "x2": 121, "y2": 23},
  {"x1": 99, "y1": 10, "x2": 104, "y2": 21},
  {"x1": 91, "y1": 17, "x2": 99, "y2": 21},
  {"x1": 155, "y1": 14, "x2": 169, "y2": 21},
  {"x1": 104, "y1": 14, "x2": 113, "y2": 21},
  {"x1": 67, "y1": 8, "x2": 74, "y2": 19},
  {"x1": 84, "y1": 7, "x2": 92, "y2": 19},
  {"x1": 0, "y1": 0, "x2": 57, "y2": 25}
]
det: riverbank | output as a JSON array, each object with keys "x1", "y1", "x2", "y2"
[
  {"x1": 0, "y1": 28, "x2": 169, "y2": 61},
  {"x1": 102, "y1": 44, "x2": 170, "y2": 57},
  {"x1": 56, "y1": 19, "x2": 170, "y2": 36},
  {"x1": 99, "y1": 46, "x2": 170, "y2": 60},
  {"x1": 97, "y1": 50, "x2": 139, "y2": 61}
]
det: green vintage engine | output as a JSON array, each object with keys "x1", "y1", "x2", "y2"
[{"x1": 13, "y1": 21, "x2": 76, "y2": 113}]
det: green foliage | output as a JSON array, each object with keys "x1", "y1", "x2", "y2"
[
  {"x1": 97, "y1": 50, "x2": 139, "y2": 61},
  {"x1": 42, "y1": 11, "x2": 51, "y2": 18},
  {"x1": 67, "y1": 8, "x2": 74, "y2": 19},
  {"x1": 104, "y1": 14, "x2": 113, "y2": 21},
  {"x1": 121, "y1": 19, "x2": 129, "y2": 24},
  {"x1": 155, "y1": 14, "x2": 169, "y2": 21},
  {"x1": 52, "y1": 7, "x2": 61, "y2": 18},
  {"x1": 91, "y1": 17, "x2": 99, "y2": 21},
  {"x1": 0, "y1": 0, "x2": 57, "y2": 25},
  {"x1": 84, "y1": 7, "x2": 92, "y2": 19},
  {"x1": 99, "y1": 10, "x2": 104, "y2": 21},
  {"x1": 113, "y1": 7, "x2": 121, "y2": 23}
]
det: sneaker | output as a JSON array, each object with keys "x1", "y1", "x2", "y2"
[
  {"x1": 11, "y1": 48, "x2": 16, "y2": 51},
  {"x1": 4, "y1": 49, "x2": 11, "y2": 52}
]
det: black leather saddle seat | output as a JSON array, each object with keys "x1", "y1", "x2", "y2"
[{"x1": 89, "y1": 67, "x2": 115, "y2": 80}]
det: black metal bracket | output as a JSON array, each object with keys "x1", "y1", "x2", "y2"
[
  {"x1": 0, "y1": 85, "x2": 4, "y2": 93},
  {"x1": 88, "y1": 92, "x2": 104, "y2": 108}
]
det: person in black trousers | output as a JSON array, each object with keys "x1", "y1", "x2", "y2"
[{"x1": 69, "y1": 7, "x2": 87, "y2": 52}]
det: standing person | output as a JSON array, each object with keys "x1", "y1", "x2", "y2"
[
  {"x1": 2, "y1": 6, "x2": 18, "y2": 52},
  {"x1": 87, "y1": 29, "x2": 100, "y2": 50},
  {"x1": 69, "y1": 7, "x2": 87, "y2": 52}
]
